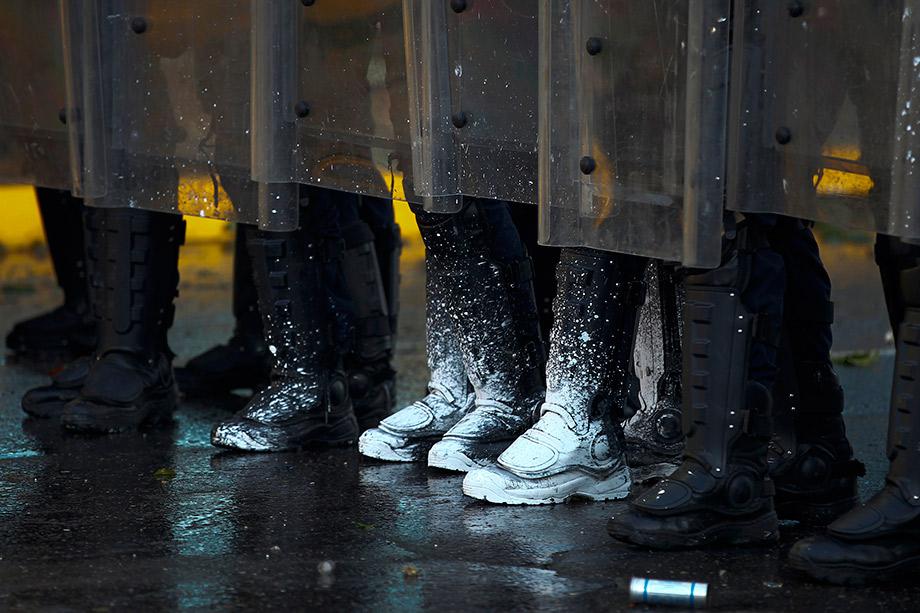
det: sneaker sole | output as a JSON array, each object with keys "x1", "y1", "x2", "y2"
[
  {"x1": 211, "y1": 414, "x2": 359, "y2": 452},
  {"x1": 358, "y1": 432, "x2": 438, "y2": 463},
  {"x1": 463, "y1": 470, "x2": 632, "y2": 505}
]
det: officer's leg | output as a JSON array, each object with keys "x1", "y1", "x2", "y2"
[
  {"x1": 358, "y1": 201, "x2": 473, "y2": 463},
  {"x1": 622, "y1": 261, "x2": 685, "y2": 473},
  {"x1": 339, "y1": 194, "x2": 398, "y2": 430},
  {"x1": 24, "y1": 207, "x2": 186, "y2": 432},
  {"x1": 211, "y1": 186, "x2": 358, "y2": 451},
  {"x1": 463, "y1": 247, "x2": 645, "y2": 504},
  {"x1": 767, "y1": 218, "x2": 863, "y2": 526},
  {"x1": 361, "y1": 198, "x2": 544, "y2": 470},
  {"x1": 7, "y1": 188, "x2": 95, "y2": 359},
  {"x1": 789, "y1": 236, "x2": 920, "y2": 584},
  {"x1": 421, "y1": 197, "x2": 545, "y2": 471},
  {"x1": 176, "y1": 175, "x2": 271, "y2": 397},
  {"x1": 608, "y1": 215, "x2": 784, "y2": 548}
]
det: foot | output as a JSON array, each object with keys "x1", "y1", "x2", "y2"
[
  {"x1": 788, "y1": 483, "x2": 920, "y2": 585},
  {"x1": 60, "y1": 351, "x2": 178, "y2": 433},
  {"x1": 462, "y1": 402, "x2": 631, "y2": 505},
  {"x1": 606, "y1": 460, "x2": 779, "y2": 549},
  {"x1": 175, "y1": 334, "x2": 270, "y2": 397},
  {"x1": 770, "y1": 441, "x2": 864, "y2": 526},
  {"x1": 358, "y1": 383, "x2": 474, "y2": 462},
  {"x1": 427, "y1": 394, "x2": 541, "y2": 473},
  {"x1": 348, "y1": 360, "x2": 397, "y2": 431},
  {"x1": 5, "y1": 304, "x2": 96, "y2": 360},
  {"x1": 211, "y1": 373, "x2": 357, "y2": 452},
  {"x1": 21, "y1": 356, "x2": 93, "y2": 418}
]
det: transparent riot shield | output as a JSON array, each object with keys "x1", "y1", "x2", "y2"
[
  {"x1": 727, "y1": 0, "x2": 916, "y2": 240},
  {"x1": 403, "y1": 0, "x2": 540, "y2": 208},
  {"x1": 251, "y1": 1, "x2": 456, "y2": 211},
  {"x1": 67, "y1": 0, "x2": 296, "y2": 229},
  {"x1": 0, "y1": 1, "x2": 73, "y2": 190},
  {"x1": 538, "y1": 0, "x2": 729, "y2": 268}
]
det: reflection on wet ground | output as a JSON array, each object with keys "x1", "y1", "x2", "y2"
[{"x1": 0, "y1": 237, "x2": 916, "y2": 611}]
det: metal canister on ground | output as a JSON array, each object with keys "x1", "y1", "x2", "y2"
[{"x1": 628, "y1": 577, "x2": 710, "y2": 608}]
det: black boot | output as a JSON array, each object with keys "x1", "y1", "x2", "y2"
[
  {"x1": 623, "y1": 261, "x2": 685, "y2": 474},
  {"x1": 6, "y1": 188, "x2": 96, "y2": 359},
  {"x1": 175, "y1": 225, "x2": 271, "y2": 397},
  {"x1": 342, "y1": 211, "x2": 399, "y2": 431},
  {"x1": 768, "y1": 220, "x2": 862, "y2": 525},
  {"x1": 789, "y1": 239, "x2": 920, "y2": 584},
  {"x1": 770, "y1": 355, "x2": 864, "y2": 526},
  {"x1": 608, "y1": 223, "x2": 782, "y2": 549},
  {"x1": 56, "y1": 208, "x2": 185, "y2": 433},
  {"x1": 210, "y1": 225, "x2": 358, "y2": 452}
]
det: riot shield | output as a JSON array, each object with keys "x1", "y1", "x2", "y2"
[
  {"x1": 250, "y1": 0, "x2": 455, "y2": 210},
  {"x1": 403, "y1": 0, "x2": 540, "y2": 208},
  {"x1": 727, "y1": 0, "x2": 916, "y2": 240},
  {"x1": 0, "y1": 1, "x2": 73, "y2": 190},
  {"x1": 66, "y1": 0, "x2": 297, "y2": 229},
  {"x1": 537, "y1": 0, "x2": 729, "y2": 268}
]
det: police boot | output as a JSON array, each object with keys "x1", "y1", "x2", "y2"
[
  {"x1": 789, "y1": 243, "x2": 920, "y2": 584},
  {"x1": 342, "y1": 219, "x2": 398, "y2": 430},
  {"x1": 423, "y1": 201, "x2": 545, "y2": 472},
  {"x1": 623, "y1": 261, "x2": 684, "y2": 478},
  {"x1": 463, "y1": 249, "x2": 644, "y2": 504},
  {"x1": 58, "y1": 208, "x2": 185, "y2": 433},
  {"x1": 176, "y1": 225, "x2": 270, "y2": 397},
  {"x1": 608, "y1": 229, "x2": 781, "y2": 549},
  {"x1": 769, "y1": 353, "x2": 864, "y2": 526},
  {"x1": 6, "y1": 188, "x2": 96, "y2": 359},
  {"x1": 358, "y1": 253, "x2": 474, "y2": 461},
  {"x1": 211, "y1": 227, "x2": 357, "y2": 452}
]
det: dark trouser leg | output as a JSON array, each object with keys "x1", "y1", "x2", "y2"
[
  {"x1": 210, "y1": 187, "x2": 357, "y2": 452},
  {"x1": 789, "y1": 236, "x2": 920, "y2": 585},
  {"x1": 507, "y1": 203, "x2": 560, "y2": 341},
  {"x1": 608, "y1": 215, "x2": 784, "y2": 549},
  {"x1": 175, "y1": 223, "x2": 272, "y2": 397},
  {"x1": 6, "y1": 188, "x2": 96, "y2": 358},
  {"x1": 767, "y1": 218, "x2": 862, "y2": 525},
  {"x1": 58, "y1": 207, "x2": 185, "y2": 433}
]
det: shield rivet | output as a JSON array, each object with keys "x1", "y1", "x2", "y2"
[
  {"x1": 775, "y1": 127, "x2": 792, "y2": 145},
  {"x1": 586, "y1": 37, "x2": 603, "y2": 56},
  {"x1": 301, "y1": 0, "x2": 316, "y2": 6},
  {"x1": 580, "y1": 156, "x2": 597, "y2": 175},
  {"x1": 58, "y1": 108, "x2": 67, "y2": 125},
  {"x1": 130, "y1": 17, "x2": 147, "y2": 34},
  {"x1": 788, "y1": 1, "x2": 805, "y2": 18},
  {"x1": 294, "y1": 101, "x2": 311, "y2": 118},
  {"x1": 451, "y1": 111, "x2": 468, "y2": 129},
  {"x1": 450, "y1": 0, "x2": 467, "y2": 13}
]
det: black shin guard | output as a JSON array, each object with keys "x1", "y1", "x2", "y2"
[
  {"x1": 609, "y1": 221, "x2": 782, "y2": 549},
  {"x1": 60, "y1": 208, "x2": 185, "y2": 433}
]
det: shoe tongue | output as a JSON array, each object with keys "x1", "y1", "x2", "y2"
[{"x1": 538, "y1": 403, "x2": 578, "y2": 432}]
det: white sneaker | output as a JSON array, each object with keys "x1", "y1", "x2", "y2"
[
  {"x1": 462, "y1": 402, "x2": 631, "y2": 504},
  {"x1": 359, "y1": 382, "x2": 474, "y2": 462},
  {"x1": 427, "y1": 395, "x2": 539, "y2": 473}
]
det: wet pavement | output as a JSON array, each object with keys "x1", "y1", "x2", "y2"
[{"x1": 0, "y1": 234, "x2": 918, "y2": 611}]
